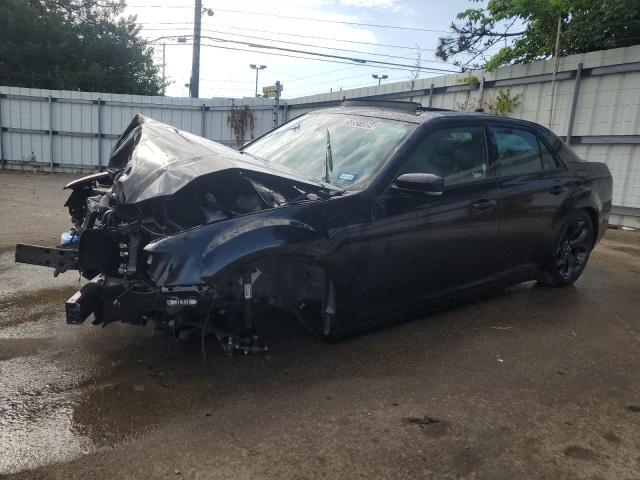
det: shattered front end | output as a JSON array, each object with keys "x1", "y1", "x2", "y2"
[
  {"x1": 15, "y1": 168, "x2": 208, "y2": 333},
  {"x1": 15, "y1": 114, "x2": 337, "y2": 354}
]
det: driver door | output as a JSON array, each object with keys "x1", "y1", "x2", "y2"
[{"x1": 365, "y1": 122, "x2": 503, "y2": 318}]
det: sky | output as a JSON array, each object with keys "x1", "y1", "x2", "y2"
[{"x1": 122, "y1": 0, "x2": 496, "y2": 100}]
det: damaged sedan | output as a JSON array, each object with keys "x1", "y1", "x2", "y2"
[{"x1": 15, "y1": 100, "x2": 613, "y2": 354}]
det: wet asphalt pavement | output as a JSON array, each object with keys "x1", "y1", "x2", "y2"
[{"x1": 1, "y1": 171, "x2": 639, "y2": 479}]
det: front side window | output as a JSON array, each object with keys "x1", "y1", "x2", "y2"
[
  {"x1": 242, "y1": 113, "x2": 413, "y2": 189},
  {"x1": 492, "y1": 126, "x2": 544, "y2": 176},
  {"x1": 398, "y1": 125, "x2": 488, "y2": 186}
]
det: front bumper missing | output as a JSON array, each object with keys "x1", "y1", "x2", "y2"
[{"x1": 15, "y1": 242, "x2": 211, "y2": 330}]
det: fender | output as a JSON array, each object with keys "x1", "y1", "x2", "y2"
[
  {"x1": 144, "y1": 212, "x2": 324, "y2": 287},
  {"x1": 553, "y1": 161, "x2": 612, "y2": 243}
]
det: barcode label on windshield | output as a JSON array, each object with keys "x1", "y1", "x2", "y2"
[
  {"x1": 341, "y1": 119, "x2": 380, "y2": 130},
  {"x1": 338, "y1": 172, "x2": 357, "y2": 182}
]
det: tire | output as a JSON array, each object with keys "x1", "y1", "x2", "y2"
[{"x1": 538, "y1": 210, "x2": 594, "y2": 287}]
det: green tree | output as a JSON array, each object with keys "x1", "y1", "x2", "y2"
[
  {"x1": 0, "y1": 0, "x2": 164, "y2": 94},
  {"x1": 436, "y1": 0, "x2": 640, "y2": 71}
]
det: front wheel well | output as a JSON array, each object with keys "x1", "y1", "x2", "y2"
[{"x1": 211, "y1": 254, "x2": 336, "y2": 337}]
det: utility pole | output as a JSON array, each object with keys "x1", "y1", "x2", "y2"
[
  {"x1": 250, "y1": 64, "x2": 267, "y2": 97},
  {"x1": 162, "y1": 42, "x2": 166, "y2": 95},
  {"x1": 548, "y1": 15, "x2": 562, "y2": 128},
  {"x1": 190, "y1": 0, "x2": 202, "y2": 98},
  {"x1": 372, "y1": 74, "x2": 388, "y2": 85}
]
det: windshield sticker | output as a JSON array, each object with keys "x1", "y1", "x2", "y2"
[
  {"x1": 341, "y1": 119, "x2": 380, "y2": 130},
  {"x1": 338, "y1": 172, "x2": 357, "y2": 182}
]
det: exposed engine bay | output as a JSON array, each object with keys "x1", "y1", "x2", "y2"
[{"x1": 15, "y1": 114, "x2": 339, "y2": 355}]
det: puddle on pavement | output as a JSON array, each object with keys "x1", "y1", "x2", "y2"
[
  {"x1": 0, "y1": 291, "x2": 188, "y2": 476},
  {"x1": 0, "y1": 285, "x2": 78, "y2": 331},
  {"x1": 0, "y1": 402, "x2": 95, "y2": 475},
  {"x1": 1, "y1": 242, "x2": 637, "y2": 476},
  {"x1": 0, "y1": 252, "x2": 80, "y2": 300},
  {"x1": 0, "y1": 328, "x2": 175, "y2": 475},
  {"x1": 0, "y1": 337, "x2": 56, "y2": 361},
  {"x1": 0, "y1": 354, "x2": 97, "y2": 475}
]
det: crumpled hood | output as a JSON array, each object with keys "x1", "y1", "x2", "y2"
[{"x1": 108, "y1": 114, "x2": 329, "y2": 204}]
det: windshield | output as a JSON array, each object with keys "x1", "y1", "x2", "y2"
[{"x1": 243, "y1": 113, "x2": 413, "y2": 189}]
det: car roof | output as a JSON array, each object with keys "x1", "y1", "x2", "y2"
[{"x1": 313, "y1": 99, "x2": 549, "y2": 133}]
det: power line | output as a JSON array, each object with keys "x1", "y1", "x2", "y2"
[
  {"x1": 293, "y1": 79, "x2": 383, "y2": 98},
  {"x1": 199, "y1": 78, "x2": 254, "y2": 84},
  {"x1": 161, "y1": 35, "x2": 458, "y2": 73},
  {"x1": 223, "y1": 30, "x2": 450, "y2": 65},
  {"x1": 286, "y1": 59, "x2": 414, "y2": 86},
  {"x1": 285, "y1": 65, "x2": 366, "y2": 84},
  {"x1": 286, "y1": 63, "x2": 425, "y2": 94},
  {"x1": 199, "y1": 85, "x2": 258, "y2": 92},
  {"x1": 203, "y1": 35, "x2": 458, "y2": 72},
  {"x1": 285, "y1": 53, "x2": 423, "y2": 89},
  {"x1": 158, "y1": 41, "x2": 442, "y2": 74},
  {"x1": 287, "y1": 71, "x2": 398, "y2": 92},
  {"x1": 139, "y1": 23, "x2": 436, "y2": 52},
  {"x1": 199, "y1": 63, "x2": 412, "y2": 96},
  {"x1": 126, "y1": 5, "x2": 451, "y2": 33},
  {"x1": 144, "y1": 28, "x2": 455, "y2": 66}
]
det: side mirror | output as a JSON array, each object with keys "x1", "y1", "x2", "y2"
[{"x1": 393, "y1": 173, "x2": 444, "y2": 195}]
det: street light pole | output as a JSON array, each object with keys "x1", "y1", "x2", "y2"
[
  {"x1": 250, "y1": 64, "x2": 267, "y2": 97},
  {"x1": 372, "y1": 74, "x2": 388, "y2": 86},
  {"x1": 148, "y1": 36, "x2": 188, "y2": 95}
]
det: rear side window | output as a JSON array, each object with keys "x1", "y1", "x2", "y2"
[
  {"x1": 399, "y1": 125, "x2": 488, "y2": 186},
  {"x1": 492, "y1": 126, "x2": 543, "y2": 176}
]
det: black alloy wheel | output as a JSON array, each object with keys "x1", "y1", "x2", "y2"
[
  {"x1": 556, "y1": 217, "x2": 591, "y2": 280},
  {"x1": 539, "y1": 211, "x2": 594, "y2": 287}
]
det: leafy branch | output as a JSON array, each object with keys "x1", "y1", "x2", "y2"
[
  {"x1": 436, "y1": 0, "x2": 640, "y2": 71},
  {"x1": 487, "y1": 89, "x2": 521, "y2": 116}
]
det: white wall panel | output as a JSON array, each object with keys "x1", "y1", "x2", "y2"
[{"x1": 1, "y1": 45, "x2": 639, "y2": 224}]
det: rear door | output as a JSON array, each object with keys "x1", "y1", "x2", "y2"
[{"x1": 488, "y1": 122, "x2": 570, "y2": 274}]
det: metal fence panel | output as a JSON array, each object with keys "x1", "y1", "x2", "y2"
[{"x1": 1, "y1": 45, "x2": 639, "y2": 225}]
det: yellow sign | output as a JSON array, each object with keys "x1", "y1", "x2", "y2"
[{"x1": 262, "y1": 84, "x2": 283, "y2": 97}]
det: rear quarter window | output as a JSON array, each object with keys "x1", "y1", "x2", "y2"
[
  {"x1": 539, "y1": 139, "x2": 560, "y2": 169},
  {"x1": 557, "y1": 142, "x2": 583, "y2": 164},
  {"x1": 538, "y1": 127, "x2": 581, "y2": 165}
]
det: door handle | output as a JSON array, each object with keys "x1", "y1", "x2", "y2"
[
  {"x1": 472, "y1": 199, "x2": 496, "y2": 210},
  {"x1": 549, "y1": 185, "x2": 568, "y2": 195}
]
